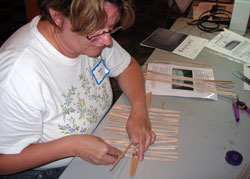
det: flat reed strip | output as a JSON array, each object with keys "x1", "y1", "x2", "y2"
[
  {"x1": 145, "y1": 76, "x2": 236, "y2": 97},
  {"x1": 105, "y1": 104, "x2": 180, "y2": 163},
  {"x1": 145, "y1": 69, "x2": 232, "y2": 84},
  {"x1": 158, "y1": 53, "x2": 212, "y2": 67},
  {"x1": 113, "y1": 104, "x2": 180, "y2": 114}
]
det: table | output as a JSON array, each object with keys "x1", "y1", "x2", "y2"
[{"x1": 60, "y1": 18, "x2": 250, "y2": 179}]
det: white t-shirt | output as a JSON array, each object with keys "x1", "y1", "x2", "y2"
[{"x1": 0, "y1": 16, "x2": 130, "y2": 169}]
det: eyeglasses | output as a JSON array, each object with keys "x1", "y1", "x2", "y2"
[{"x1": 86, "y1": 26, "x2": 122, "y2": 41}]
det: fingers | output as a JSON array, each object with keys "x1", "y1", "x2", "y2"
[
  {"x1": 102, "y1": 145, "x2": 123, "y2": 165},
  {"x1": 107, "y1": 146, "x2": 122, "y2": 159},
  {"x1": 131, "y1": 130, "x2": 156, "y2": 161},
  {"x1": 138, "y1": 137, "x2": 145, "y2": 161}
]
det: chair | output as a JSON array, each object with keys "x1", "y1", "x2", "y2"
[
  {"x1": 24, "y1": 0, "x2": 39, "y2": 22},
  {"x1": 163, "y1": 0, "x2": 193, "y2": 28}
]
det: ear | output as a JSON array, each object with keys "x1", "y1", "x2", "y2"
[{"x1": 49, "y1": 8, "x2": 64, "y2": 27}]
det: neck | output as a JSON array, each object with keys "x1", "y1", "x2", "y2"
[{"x1": 37, "y1": 20, "x2": 79, "y2": 58}]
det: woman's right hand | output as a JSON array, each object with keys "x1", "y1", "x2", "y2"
[{"x1": 71, "y1": 134, "x2": 122, "y2": 165}]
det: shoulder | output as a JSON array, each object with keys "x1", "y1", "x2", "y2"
[
  {"x1": 101, "y1": 38, "x2": 131, "y2": 77},
  {"x1": 0, "y1": 16, "x2": 47, "y2": 88}
]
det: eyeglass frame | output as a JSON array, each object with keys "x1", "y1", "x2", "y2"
[{"x1": 86, "y1": 26, "x2": 122, "y2": 41}]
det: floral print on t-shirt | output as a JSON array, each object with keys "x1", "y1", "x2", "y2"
[{"x1": 58, "y1": 56, "x2": 112, "y2": 135}]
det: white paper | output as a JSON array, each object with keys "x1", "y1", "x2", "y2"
[
  {"x1": 146, "y1": 63, "x2": 217, "y2": 100},
  {"x1": 244, "y1": 64, "x2": 250, "y2": 91},
  {"x1": 206, "y1": 29, "x2": 250, "y2": 64},
  {"x1": 140, "y1": 28, "x2": 208, "y2": 60},
  {"x1": 173, "y1": 35, "x2": 209, "y2": 59}
]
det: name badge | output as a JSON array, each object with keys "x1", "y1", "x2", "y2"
[{"x1": 92, "y1": 59, "x2": 110, "y2": 85}]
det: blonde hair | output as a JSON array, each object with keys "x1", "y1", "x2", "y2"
[{"x1": 38, "y1": 0, "x2": 135, "y2": 35}]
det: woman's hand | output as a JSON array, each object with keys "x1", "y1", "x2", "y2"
[
  {"x1": 72, "y1": 135, "x2": 122, "y2": 165},
  {"x1": 126, "y1": 109, "x2": 156, "y2": 161}
]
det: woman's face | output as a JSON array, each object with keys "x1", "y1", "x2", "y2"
[{"x1": 57, "y1": 2, "x2": 120, "y2": 58}]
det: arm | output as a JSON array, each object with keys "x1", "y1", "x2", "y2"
[
  {"x1": 0, "y1": 135, "x2": 121, "y2": 175},
  {"x1": 117, "y1": 57, "x2": 156, "y2": 160}
]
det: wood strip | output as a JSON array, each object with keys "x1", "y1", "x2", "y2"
[
  {"x1": 158, "y1": 53, "x2": 212, "y2": 67},
  {"x1": 130, "y1": 146, "x2": 139, "y2": 177},
  {"x1": 113, "y1": 104, "x2": 180, "y2": 114},
  {"x1": 145, "y1": 69, "x2": 233, "y2": 84},
  {"x1": 125, "y1": 154, "x2": 177, "y2": 162},
  {"x1": 146, "y1": 92, "x2": 152, "y2": 110},
  {"x1": 110, "y1": 112, "x2": 181, "y2": 120},
  {"x1": 105, "y1": 126, "x2": 178, "y2": 133},
  {"x1": 145, "y1": 76, "x2": 236, "y2": 96},
  {"x1": 109, "y1": 143, "x2": 131, "y2": 171},
  {"x1": 107, "y1": 122, "x2": 179, "y2": 131}
]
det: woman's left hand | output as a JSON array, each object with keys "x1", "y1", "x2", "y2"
[{"x1": 126, "y1": 109, "x2": 156, "y2": 161}]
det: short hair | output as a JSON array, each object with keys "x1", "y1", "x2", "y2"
[{"x1": 38, "y1": 0, "x2": 135, "y2": 35}]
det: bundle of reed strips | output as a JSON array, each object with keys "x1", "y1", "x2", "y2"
[
  {"x1": 103, "y1": 104, "x2": 180, "y2": 163},
  {"x1": 143, "y1": 67, "x2": 235, "y2": 97},
  {"x1": 157, "y1": 53, "x2": 212, "y2": 68}
]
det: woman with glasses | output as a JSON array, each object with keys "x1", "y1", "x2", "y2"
[{"x1": 0, "y1": 0, "x2": 156, "y2": 178}]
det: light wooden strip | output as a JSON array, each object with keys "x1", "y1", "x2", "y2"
[
  {"x1": 107, "y1": 121, "x2": 179, "y2": 130},
  {"x1": 108, "y1": 122, "x2": 179, "y2": 131},
  {"x1": 110, "y1": 111, "x2": 180, "y2": 118},
  {"x1": 125, "y1": 152, "x2": 178, "y2": 160},
  {"x1": 105, "y1": 125, "x2": 178, "y2": 134},
  {"x1": 102, "y1": 136, "x2": 129, "y2": 141},
  {"x1": 149, "y1": 111, "x2": 181, "y2": 117},
  {"x1": 109, "y1": 118, "x2": 127, "y2": 124},
  {"x1": 149, "y1": 120, "x2": 180, "y2": 124},
  {"x1": 113, "y1": 104, "x2": 180, "y2": 114},
  {"x1": 109, "y1": 116, "x2": 180, "y2": 124},
  {"x1": 155, "y1": 59, "x2": 205, "y2": 67},
  {"x1": 104, "y1": 129, "x2": 179, "y2": 138},
  {"x1": 149, "y1": 145, "x2": 177, "y2": 150},
  {"x1": 105, "y1": 127, "x2": 178, "y2": 136},
  {"x1": 105, "y1": 128, "x2": 179, "y2": 136},
  {"x1": 110, "y1": 143, "x2": 131, "y2": 171},
  {"x1": 146, "y1": 92, "x2": 152, "y2": 110},
  {"x1": 145, "y1": 76, "x2": 236, "y2": 96},
  {"x1": 146, "y1": 151, "x2": 178, "y2": 155},
  {"x1": 149, "y1": 116, "x2": 180, "y2": 120},
  {"x1": 146, "y1": 152, "x2": 178, "y2": 159},
  {"x1": 149, "y1": 108, "x2": 180, "y2": 114},
  {"x1": 103, "y1": 136, "x2": 178, "y2": 143},
  {"x1": 145, "y1": 69, "x2": 232, "y2": 84},
  {"x1": 104, "y1": 130, "x2": 128, "y2": 136},
  {"x1": 117, "y1": 148, "x2": 178, "y2": 155},
  {"x1": 156, "y1": 134, "x2": 178, "y2": 138},
  {"x1": 124, "y1": 154, "x2": 177, "y2": 162},
  {"x1": 110, "y1": 113, "x2": 180, "y2": 121},
  {"x1": 130, "y1": 146, "x2": 139, "y2": 177},
  {"x1": 158, "y1": 53, "x2": 212, "y2": 67},
  {"x1": 105, "y1": 139, "x2": 178, "y2": 145},
  {"x1": 152, "y1": 124, "x2": 179, "y2": 130}
]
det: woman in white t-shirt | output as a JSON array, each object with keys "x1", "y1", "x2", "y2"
[{"x1": 0, "y1": 0, "x2": 156, "y2": 178}]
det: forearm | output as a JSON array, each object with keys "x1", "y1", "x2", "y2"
[
  {"x1": 117, "y1": 57, "x2": 147, "y2": 113},
  {"x1": 117, "y1": 57, "x2": 156, "y2": 160},
  {"x1": 0, "y1": 134, "x2": 122, "y2": 175},
  {"x1": 0, "y1": 135, "x2": 75, "y2": 175}
]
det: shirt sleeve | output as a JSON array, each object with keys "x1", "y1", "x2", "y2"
[
  {"x1": 0, "y1": 89, "x2": 43, "y2": 154},
  {"x1": 102, "y1": 38, "x2": 131, "y2": 77},
  {"x1": 0, "y1": 52, "x2": 44, "y2": 154}
]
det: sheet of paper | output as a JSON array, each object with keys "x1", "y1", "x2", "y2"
[
  {"x1": 173, "y1": 35, "x2": 209, "y2": 59},
  {"x1": 206, "y1": 29, "x2": 250, "y2": 64},
  {"x1": 145, "y1": 63, "x2": 217, "y2": 100},
  {"x1": 140, "y1": 28, "x2": 208, "y2": 60},
  {"x1": 244, "y1": 64, "x2": 250, "y2": 91}
]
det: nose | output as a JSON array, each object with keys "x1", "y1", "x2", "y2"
[{"x1": 99, "y1": 33, "x2": 112, "y2": 46}]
